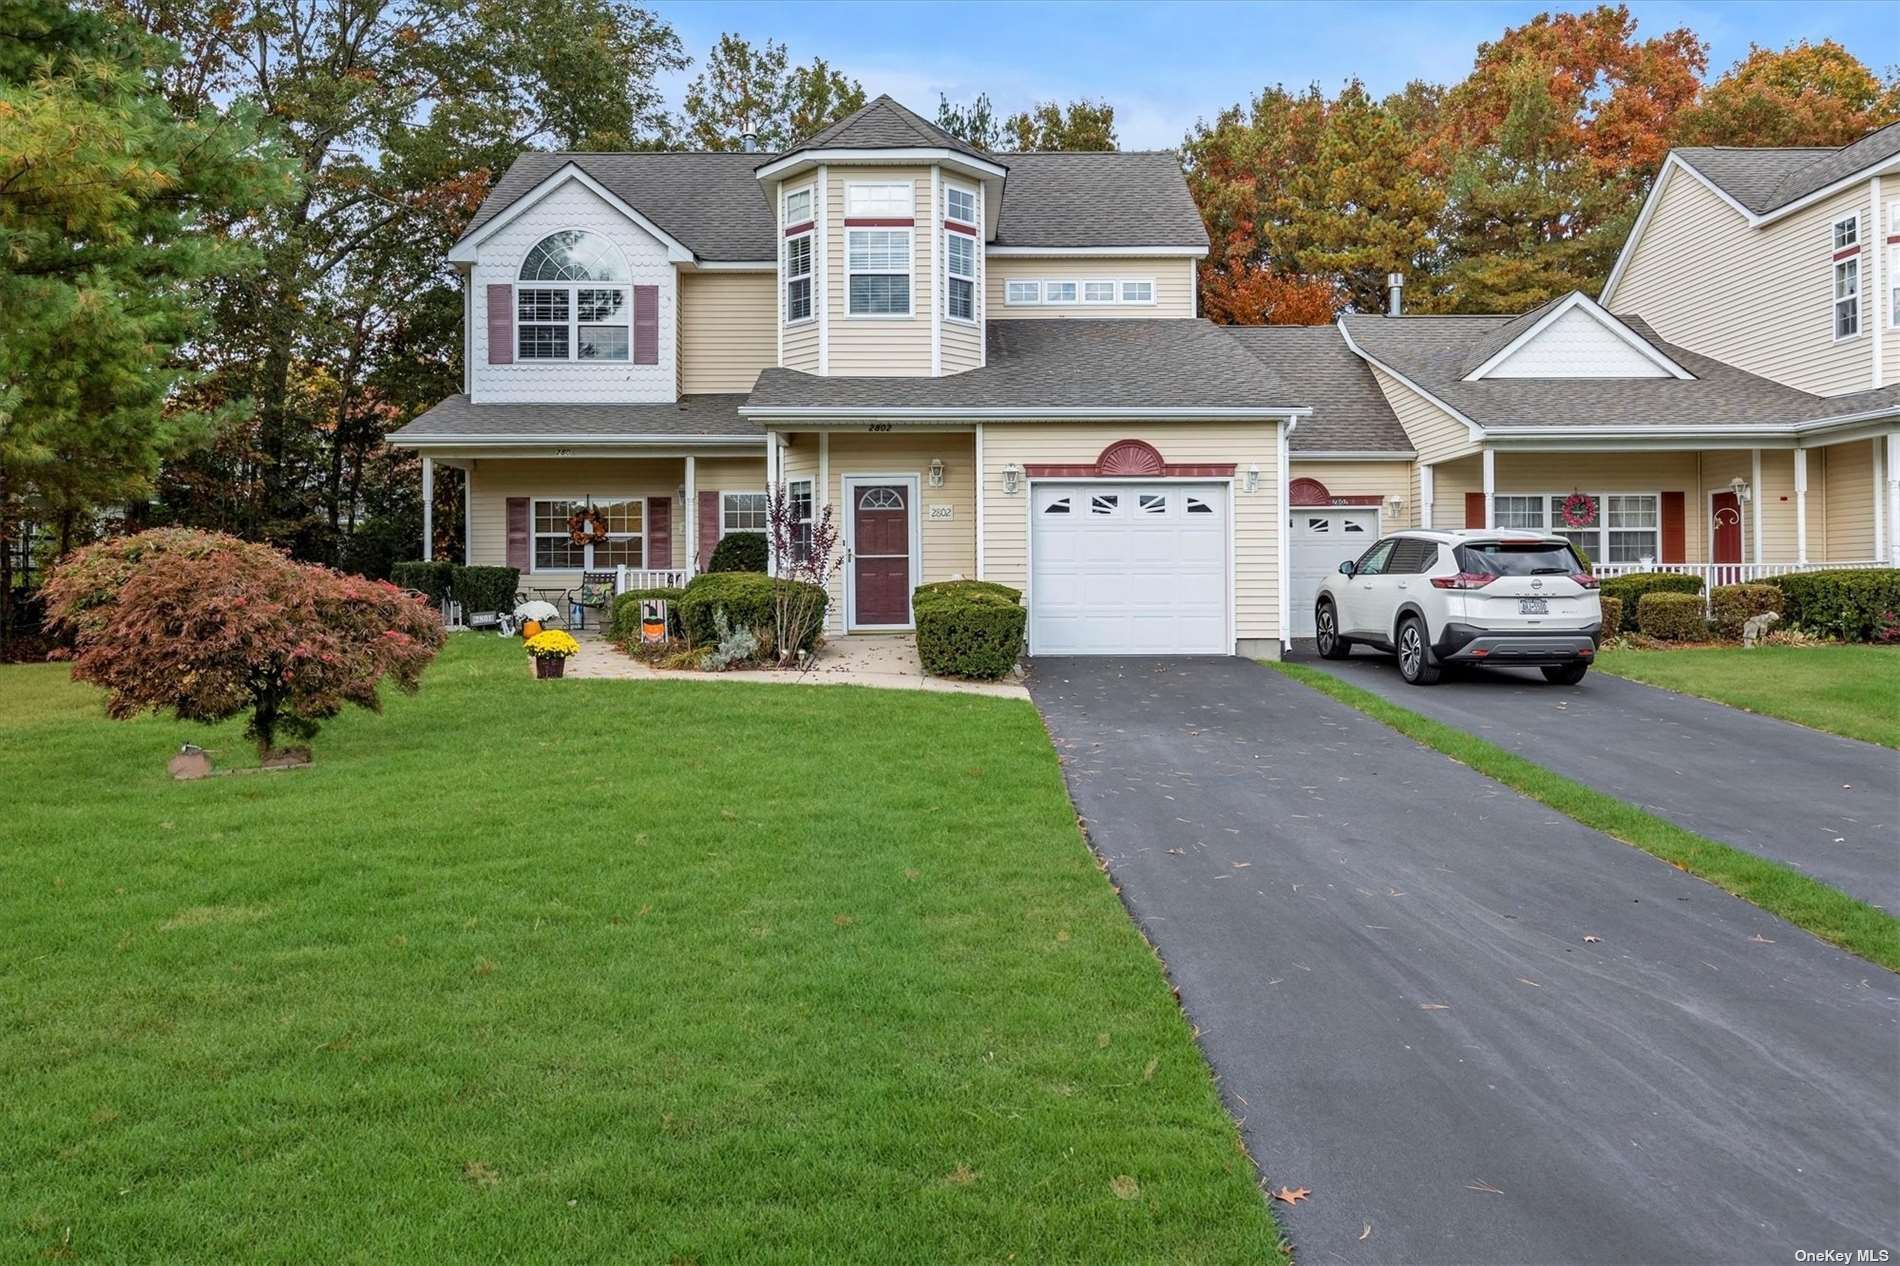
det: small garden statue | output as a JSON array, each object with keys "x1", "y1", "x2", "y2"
[{"x1": 1741, "y1": 611, "x2": 1780, "y2": 648}]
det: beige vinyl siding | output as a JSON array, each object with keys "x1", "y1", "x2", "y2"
[
  {"x1": 1370, "y1": 365, "x2": 1478, "y2": 523},
  {"x1": 680, "y1": 272, "x2": 776, "y2": 393},
  {"x1": 1611, "y1": 169, "x2": 1875, "y2": 396},
  {"x1": 694, "y1": 456, "x2": 768, "y2": 498},
  {"x1": 1289, "y1": 459, "x2": 1416, "y2": 528},
  {"x1": 987, "y1": 257, "x2": 1197, "y2": 319},
  {"x1": 827, "y1": 167, "x2": 933, "y2": 376},
  {"x1": 1821, "y1": 438, "x2": 1877, "y2": 560},
  {"x1": 979, "y1": 422, "x2": 1282, "y2": 646},
  {"x1": 466, "y1": 458, "x2": 686, "y2": 577},
  {"x1": 1431, "y1": 455, "x2": 1482, "y2": 529}
]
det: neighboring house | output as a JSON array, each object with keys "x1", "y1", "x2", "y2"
[{"x1": 394, "y1": 97, "x2": 1899, "y2": 654}]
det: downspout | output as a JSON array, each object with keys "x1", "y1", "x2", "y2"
[{"x1": 1278, "y1": 414, "x2": 1297, "y2": 654}]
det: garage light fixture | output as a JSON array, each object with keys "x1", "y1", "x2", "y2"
[
  {"x1": 1244, "y1": 464, "x2": 1259, "y2": 494},
  {"x1": 928, "y1": 458, "x2": 945, "y2": 488},
  {"x1": 1003, "y1": 463, "x2": 1022, "y2": 495}
]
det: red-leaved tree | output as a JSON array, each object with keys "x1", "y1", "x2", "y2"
[{"x1": 44, "y1": 529, "x2": 445, "y2": 759}]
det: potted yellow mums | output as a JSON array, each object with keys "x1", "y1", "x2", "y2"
[{"x1": 524, "y1": 629, "x2": 580, "y2": 678}]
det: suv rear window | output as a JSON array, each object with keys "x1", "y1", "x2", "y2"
[{"x1": 1456, "y1": 541, "x2": 1586, "y2": 576}]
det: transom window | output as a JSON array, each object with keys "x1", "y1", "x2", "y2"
[
  {"x1": 1005, "y1": 280, "x2": 1041, "y2": 306},
  {"x1": 945, "y1": 186, "x2": 976, "y2": 225},
  {"x1": 517, "y1": 231, "x2": 630, "y2": 361},
  {"x1": 784, "y1": 186, "x2": 813, "y2": 225},
  {"x1": 946, "y1": 232, "x2": 976, "y2": 322},
  {"x1": 1083, "y1": 280, "x2": 1116, "y2": 303},
  {"x1": 1121, "y1": 280, "x2": 1153, "y2": 303},
  {"x1": 1002, "y1": 277, "x2": 1157, "y2": 307},
  {"x1": 1494, "y1": 492, "x2": 1659, "y2": 563},
  {"x1": 1043, "y1": 281, "x2": 1079, "y2": 304},
  {"x1": 784, "y1": 231, "x2": 813, "y2": 323},
  {"x1": 721, "y1": 491, "x2": 768, "y2": 535},
  {"x1": 846, "y1": 182, "x2": 913, "y2": 218},
  {"x1": 858, "y1": 486, "x2": 904, "y2": 510},
  {"x1": 532, "y1": 498, "x2": 642, "y2": 571},
  {"x1": 847, "y1": 228, "x2": 911, "y2": 316}
]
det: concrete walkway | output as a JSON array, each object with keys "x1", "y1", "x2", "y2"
[
  {"x1": 1290, "y1": 644, "x2": 1899, "y2": 911},
  {"x1": 561, "y1": 631, "x2": 1029, "y2": 699},
  {"x1": 1026, "y1": 656, "x2": 1898, "y2": 1266}
]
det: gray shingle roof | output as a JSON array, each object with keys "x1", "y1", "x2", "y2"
[
  {"x1": 1223, "y1": 326, "x2": 1411, "y2": 452},
  {"x1": 1339, "y1": 309, "x2": 1863, "y2": 428},
  {"x1": 459, "y1": 152, "x2": 775, "y2": 261},
  {"x1": 391, "y1": 394, "x2": 758, "y2": 443},
  {"x1": 1674, "y1": 122, "x2": 1900, "y2": 215},
  {"x1": 992, "y1": 151, "x2": 1208, "y2": 250},
  {"x1": 771, "y1": 94, "x2": 995, "y2": 166},
  {"x1": 746, "y1": 320, "x2": 1293, "y2": 415}
]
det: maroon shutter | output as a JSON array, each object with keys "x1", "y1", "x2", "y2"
[
  {"x1": 1659, "y1": 491, "x2": 1685, "y2": 562},
  {"x1": 697, "y1": 490, "x2": 721, "y2": 567},
  {"x1": 633, "y1": 285, "x2": 659, "y2": 365},
  {"x1": 1464, "y1": 492, "x2": 1486, "y2": 529},
  {"x1": 646, "y1": 496, "x2": 670, "y2": 571},
  {"x1": 487, "y1": 284, "x2": 513, "y2": 365},
  {"x1": 506, "y1": 497, "x2": 530, "y2": 570}
]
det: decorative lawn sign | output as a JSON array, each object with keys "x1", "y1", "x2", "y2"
[
  {"x1": 525, "y1": 629, "x2": 580, "y2": 677},
  {"x1": 43, "y1": 529, "x2": 444, "y2": 764}
]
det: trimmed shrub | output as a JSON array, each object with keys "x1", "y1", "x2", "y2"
[
  {"x1": 1709, "y1": 583, "x2": 1782, "y2": 639},
  {"x1": 1599, "y1": 572, "x2": 1703, "y2": 632},
  {"x1": 1766, "y1": 568, "x2": 1900, "y2": 642},
  {"x1": 676, "y1": 571, "x2": 827, "y2": 651},
  {"x1": 1637, "y1": 591, "x2": 1708, "y2": 642},
  {"x1": 453, "y1": 565, "x2": 518, "y2": 614},
  {"x1": 390, "y1": 560, "x2": 454, "y2": 603},
  {"x1": 913, "y1": 578, "x2": 1023, "y2": 607},
  {"x1": 611, "y1": 587, "x2": 686, "y2": 641},
  {"x1": 914, "y1": 586, "x2": 1025, "y2": 680},
  {"x1": 1597, "y1": 595, "x2": 1623, "y2": 640},
  {"x1": 706, "y1": 532, "x2": 768, "y2": 573}
]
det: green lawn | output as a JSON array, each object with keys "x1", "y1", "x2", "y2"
[
  {"x1": 1, "y1": 637, "x2": 1279, "y2": 1264},
  {"x1": 1596, "y1": 644, "x2": 1900, "y2": 748}
]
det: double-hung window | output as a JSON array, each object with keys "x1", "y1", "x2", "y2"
[
  {"x1": 783, "y1": 187, "x2": 814, "y2": 323},
  {"x1": 847, "y1": 228, "x2": 911, "y2": 315},
  {"x1": 1889, "y1": 200, "x2": 1900, "y2": 329},
  {"x1": 721, "y1": 491, "x2": 768, "y2": 536},
  {"x1": 516, "y1": 230, "x2": 630, "y2": 361},
  {"x1": 787, "y1": 479, "x2": 814, "y2": 561},
  {"x1": 946, "y1": 231, "x2": 976, "y2": 322},
  {"x1": 1489, "y1": 492, "x2": 1657, "y2": 563},
  {"x1": 1833, "y1": 214, "x2": 1861, "y2": 340},
  {"x1": 532, "y1": 498, "x2": 643, "y2": 571}
]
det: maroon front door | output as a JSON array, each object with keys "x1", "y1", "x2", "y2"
[
  {"x1": 1711, "y1": 491, "x2": 1742, "y2": 564},
  {"x1": 852, "y1": 483, "x2": 910, "y2": 625}
]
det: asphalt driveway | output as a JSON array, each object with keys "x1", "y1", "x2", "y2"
[
  {"x1": 1027, "y1": 656, "x2": 1899, "y2": 1266},
  {"x1": 1291, "y1": 643, "x2": 1899, "y2": 912}
]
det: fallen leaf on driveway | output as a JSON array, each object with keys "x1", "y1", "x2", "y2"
[
  {"x1": 1419, "y1": 1003, "x2": 1450, "y2": 1011},
  {"x1": 1583, "y1": 935, "x2": 1601, "y2": 943},
  {"x1": 1361, "y1": 1223, "x2": 1373, "y2": 1240},
  {"x1": 1273, "y1": 1186, "x2": 1310, "y2": 1205},
  {"x1": 1517, "y1": 978, "x2": 1540, "y2": 987},
  {"x1": 1466, "y1": 1180, "x2": 1503, "y2": 1194},
  {"x1": 1749, "y1": 933, "x2": 1776, "y2": 944}
]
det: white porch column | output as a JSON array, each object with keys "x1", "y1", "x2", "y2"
[
  {"x1": 1886, "y1": 433, "x2": 1900, "y2": 566},
  {"x1": 1751, "y1": 448, "x2": 1764, "y2": 565},
  {"x1": 1793, "y1": 449, "x2": 1809, "y2": 564},
  {"x1": 462, "y1": 462, "x2": 474, "y2": 564},
  {"x1": 1481, "y1": 449, "x2": 1496, "y2": 529},
  {"x1": 972, "y1": 424, "x2": 985, "y2": 576},
  {"x1": 1419, "y1": 462, "x2": 1435, "y2": 529},
  {"x1": 420, "y1": 456, "x2": 434, "y2": 561},
  {"x1": 684, "y1": 455, "x2": 697, "y2": 576},
  {"x1": 764, "y1": 432, "x2": 780, "y2": 573}
]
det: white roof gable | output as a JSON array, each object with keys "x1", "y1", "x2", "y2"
[{"x1": 1464, "y1": 292, "x2": 1692, "y2": 382}]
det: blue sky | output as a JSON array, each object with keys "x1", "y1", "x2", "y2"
[{"x1": 651, "y1": 1, "x2": 1897, "y2": 148}]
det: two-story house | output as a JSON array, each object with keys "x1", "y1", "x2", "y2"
[{"x1": 395, "y1": 97, "x2": 1899, "y2": 654}]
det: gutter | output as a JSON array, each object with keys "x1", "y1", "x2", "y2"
[
  {"x1": 390, "y1": 434, "x2": 766, "y2": 449},
  {"x1": 736, "y1": 405, "x2": 1310, "y2": 421}
]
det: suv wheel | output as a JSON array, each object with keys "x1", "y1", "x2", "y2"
[
  {"x1": 1541, "y1": 662, "x2": 1589, "y2": 685},
  {"x1": 1396, "y1": 617, "x2": 1441, "y2": 685},
  {"x1": 1315, "y1": 601, "x2": 1350, "y2": 660}
]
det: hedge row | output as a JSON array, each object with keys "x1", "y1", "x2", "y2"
[
  {"x1": 1766, "y1": 569, "x2": 1900, "y2": 642},
  {"x1": 390, "y1": 561, "x2": 520, "y2": 613},
  {"x1": 706, "y1": 532, "x2": 767, "y2": 574},
  {"x1": 1636, "y1": 592, "x2": 1707, "y2": 641},
  {"x1": 914, "y1": 580, "x2": 1025, "y2": 680},
  {"x1": 1599, "y1": 572, "x2": 1702, "y2": 632},
  {"x1": 1598, "y1": 594, "x2": 1622, "y2": 639},
  {"x1": 675, "y1": 571, "x2": 827, "y2": 652},
  {"x1": 611, "y1": 587, "x2": 686, "y2": 641},
  {"x1": 1709, "y1": 583, "x2": 1781, "y2": 639}
]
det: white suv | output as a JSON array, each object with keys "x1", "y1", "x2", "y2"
[{"x1": 1313, "y1": 529, "x2": 1604, "y2": 685}]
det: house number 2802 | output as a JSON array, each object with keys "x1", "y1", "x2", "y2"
[{"x1": 865, "y1": 423, "x2": 893, "y2": 432}]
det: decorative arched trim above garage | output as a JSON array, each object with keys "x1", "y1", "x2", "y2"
[
  {"x1": 1024, "y1": 439, "x2": 1236, "y2": 479},
  {"x1": 1289, "y1": 476, "x2": 1383, "y2": 507}
]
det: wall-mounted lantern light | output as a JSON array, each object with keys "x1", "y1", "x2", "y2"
[
  {"x1": 928, "y1": 458, "x2": 945, "y2": 488},
  {"x1": 1002, "y1": 463, "x2": 1022, "y2": 496},
  {"x1": 1729, "y1": 475, "x2": 1753, "y2": 504},
  {"x1": 1244, "y1": 464, "x2": 1260, "y2": 494}
]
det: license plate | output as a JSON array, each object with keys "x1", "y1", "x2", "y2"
[{"x1": 1518, "y1": 597, "x2": 1549, "y2": 615}]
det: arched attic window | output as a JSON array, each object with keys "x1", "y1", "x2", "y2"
[{"x1": 514, "y1": 230, "x2": 634, "y2": 361}]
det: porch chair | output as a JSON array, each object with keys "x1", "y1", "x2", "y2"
[{"x1": 571, "y1": 571, "x2": 619, "y2": 632}]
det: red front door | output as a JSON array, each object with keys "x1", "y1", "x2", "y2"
[
  {"x1": 1711, "y1": 491, "x2": 1742, "y2": 565},
  {"x1": 852, "y1": 483, "x2": 910, "y2": 625}
]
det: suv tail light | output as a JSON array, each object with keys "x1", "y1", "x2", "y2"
[
  {"x1": 1572, "y1": 572, "x2": 1601, "y2": 590},
  {"x1": 1430, "y1": 572, "x2": 1496, "y2": 590}
]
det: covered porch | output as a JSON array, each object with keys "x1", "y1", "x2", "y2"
[{"x1": 1420, "y1": 431, "x2": 1898, "y2": 584}]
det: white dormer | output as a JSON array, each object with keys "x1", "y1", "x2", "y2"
[
  {"x1": 1463, "y1": 292, "x2": 1693, "y2": 381},
  {"x1": 452, "y1": 167, "x2": 689, "y2": 404}
]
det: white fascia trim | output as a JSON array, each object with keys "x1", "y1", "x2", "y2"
[
  {"x1": 1755, "y1": 156, "x2": 1900, "y2": 227},
  {"x1": 755, "y1": 147, "x2": 1007, "y2": 182},
  {"x1": 737, "y1": 406, "x2": 1311, "y2": 421},
  {"x1": 691, "y1": 260, "x2": 775, "y2": 272},
  {"x1": 1336, "y1": 318, "x2": 1487, "y2": 441},
  {"x1": 986, "y1": 245, "x2": 1209, "y2": 258},
  {"x1": 1292, "y1": 449, "x2": 1420, "y2": 461},
  {"x1": 1461, "y1": 291, "x2": 1694, "y2": 382},
  {"x1": 392, "y1": 434, "x2": 762, "y2": 449},
  {"x1": 448, "y1": 164, "x2": 695, "y2": 264}
]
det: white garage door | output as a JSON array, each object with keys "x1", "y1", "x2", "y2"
[
  {"x1": 1289, "y1": 508, "x2": 1380, "y2": 637},
  {"x1": 1030, "y1": 482, "x2": 1228, "y2": 655}
]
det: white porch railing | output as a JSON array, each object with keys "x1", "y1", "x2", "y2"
[
  {"x1": 613, "y1": 566, "x2": 690, "y2": 594},
  {"x1": 1591, "y1": 560, "x2": 1891, "y2": 608}
]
